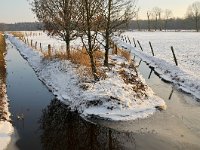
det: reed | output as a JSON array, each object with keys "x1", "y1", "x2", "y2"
[{"x1": 112, "y1": 46, "x2": 131, "y2": 61}]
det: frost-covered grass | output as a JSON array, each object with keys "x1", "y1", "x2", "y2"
[{"x1": 7, "y1": 32, "x2": 166, "y2": 121}]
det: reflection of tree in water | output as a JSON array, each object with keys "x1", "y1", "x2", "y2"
[{"x1": 39, "y1": 99, "x2": 136, "y2": 150}]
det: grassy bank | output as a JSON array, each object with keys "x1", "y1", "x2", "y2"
[{"x1": 0, "y1": 32, "x2": 7, "y2": 121}]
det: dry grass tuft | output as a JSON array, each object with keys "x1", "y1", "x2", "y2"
[
  {"x1": 70, "y1": 48, "x2": 91, "y2": 67},
  {"x1": 118, "y1": 68, "x2": 147, "y2": 98},
  {"x1": 0, "y1": 33, "x2": 8, "y2": 121},
  {"x1": 10, "y1": 32, "x2": 25, "y2": 40},
  {"x1": 0, "y1": 32, "x2": 6, "y2": 49},
  {"x1": 43, "y1": 47, "x2": 104, "y2": 67},
  {"x1": 112, "y1": 46, "x2": 131, "y2": 61},
  {"x1": 118, "y1": 48, "x2": 131, "y2": 61},
  {"x1": 0, "y1": 32, "x2": 6, "y2": 64}
]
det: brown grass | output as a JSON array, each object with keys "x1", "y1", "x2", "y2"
[
  {"x1": 0, "y1": 32, "x2": 6, "y2": 50},
  {"x1": 112, "y1": 46, "x2": 131, "y2": 61},
  {"x1": 0, "y1": 32, "x2": 7, "y2": 121},
  {"x1": 0, "y1": 32, "x2": 6, "y2": 65},
  {"x1": 70, "y1": 48, "x2": 91, "y2": 67},
  {"x1": 118, "y1": 68, "x2": 147, "y2": 98},
  {"x1": 42, "y1": 46, "x2": 104, "y2": 67},
  {"x1": 41, "y1": 46, "x2": 106, "y2": 79},
  {"x1": 10, "y1": 32, "x2": 25, "y2": 40}
]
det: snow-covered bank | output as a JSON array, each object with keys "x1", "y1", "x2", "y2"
[
  {"x1": 0, "y1": 35, "x2": 14, "y2": 150},
  {"x1": 122, "y1": 31, "x2": 200, "y2": 80},
  {"x1": 113, "y1": 36, "x2": 200, "y2": 100},
  {"x1": 7, "y1": 34, "x2": 165, "y2": 121},
  {"x1": 0, "y1": 84, "x2": 14, "y2": 150}
]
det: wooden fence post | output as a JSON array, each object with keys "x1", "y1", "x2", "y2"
[
  {"x1": 133, "y1": 37, "x2": 136, "y2": 47},
  {"x1": 128, "y1": 37, "x2": 131, "y2": 44},
  {"x1": 40, "y1": 43, "x2": 42, "y2": 50},
  {"x1": 48, "y1": 44, "x2": 51, "y2": 57},
  {"x1": 137, "y1": 40, "x2": 143, "y2": 51},
  {"x1": 149, "y1": 41, "x2": 155, "y2": 56},
  {"x1": 171, "y1": 46, "x2": 178, "y2": 66},
  {"x1": 115, "y1": 45, "x2": 118, "y2": 55},
  {"x1": 35, "y1": 41, "x2": 37, "y2": 49}
]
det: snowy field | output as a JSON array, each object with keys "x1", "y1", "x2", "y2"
[
  {"x1": 122, "y1": 31, "x2": 200, "y2": 80},
  {"x1": 113, "y1": 31, "x2": 200, "y2": 100}
]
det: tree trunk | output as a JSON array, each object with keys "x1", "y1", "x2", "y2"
[
  {"x1": 104, "y1": 0, "x2": 112, "y2": 67},
  {"x1": 104, "y1": 32, "x2": 109, "y2": 67},
  {"x1": 147, "y1": 18, "x2": 150, "y2": 31},
  {"x1": 195, "y1": 16, "x2": 199, "y2": 32},
  {"x1": 89, "y1": 52, "x2": 99, "y2": 81},
  {"x1": 66, "y1": 40, "x2": 70, "y2": 58},
  {"x1": 85, "y1": 0, "x2": 98, "y2": 81},
  {"x1": 165, "y1": 20, "x2": 167, "y2": 31},
  {"x1": 137, "y1": 19, "x2": 141, "y2": 31},
  {"x1": 155, "y1": 16, "x2": 158, "y2": 31}
]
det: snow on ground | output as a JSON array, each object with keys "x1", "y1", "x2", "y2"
[
  {"x1": 122, "y1": 31, "x2": 200, "y2": 80},
  {"x1": 23, "y1": 31, "x2": 105, "y2": 53},
  {"x1": 7, "y1": 33, "x2": 165, "y2": 121},
  {"x1": 0, "y1": 83, "x2": 14, "y2": 150},
  {"x1": 113, "y1": 33, "x2": 200, "y2": 100}
]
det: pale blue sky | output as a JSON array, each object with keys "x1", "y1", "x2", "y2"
[{"x1": 0, "y1": 0, "x2": 197, "y2": 23}]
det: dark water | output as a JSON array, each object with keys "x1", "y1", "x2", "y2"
[
  {"x1": 92, "y1": 57, "x2": 200, "y2": 149},
  {"x1": 3, "y1": 39, "x2": 200, "y2": 150},
  {"x1": 5, "y1": 40, "x2": 53, "y2": 149},
  {"x1": 4, "y1": 39, "x2": 138, "y2": 150}
]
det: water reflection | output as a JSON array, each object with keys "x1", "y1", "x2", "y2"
[
  {"x1": 148, "y1": 68, "x2": 153, "y2": 79},
  {"x1": 168, "y1": 88, "x2": 174, "y2": 100},
  {"x1": 39, "y1": 99, "x2": 136, "y2": 150}
]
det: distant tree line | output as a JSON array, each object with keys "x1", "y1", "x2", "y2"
[
  {"x1": 128, "y1": 18, "x2": 199, "y2": 31},
  {"x1": 133, "y1": 1, "x2": 200, "y2": 32},
  {"x1": 0, "y1": 22, "x2": 43, "y2": 31}
]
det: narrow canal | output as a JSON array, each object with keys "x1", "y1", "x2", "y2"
[
  {"x1": 4, "y1": 38, "x2": 138, "y2": 150},
  {"x1": 3, "y1": 37, "x2": 200, "y2": 150}
]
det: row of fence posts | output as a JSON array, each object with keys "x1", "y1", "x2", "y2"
[
  {"x1": 120, "y1": 35, "x2": 178, "y2": 66},
  {"x1": 23, "y1": 37, "x2": 53, "y2": 57},
  {"x1": 22, "y1": 34, "x2": 178, "y2": 66}
]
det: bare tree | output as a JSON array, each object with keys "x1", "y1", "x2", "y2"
[
  {"x1": 147, "y1": 11, "x2": 152, "y2": 31},
  {"x1": 102, "y1": 0, "x2": 137, "y2": 67},
  {"x1": 32, "y1": 0, "x2": 78, "y2": 57},
  {"x1": 77, "y1": 0, "x2": 104, "y2": 80},
  {"x1": 135, "y1": 8, "x2": 141, "y2": 31},
  {"x1": 186, "y1": 1, "x2": 200, "y2": 32},
  {"x1": 152, "y1": 7, "x2": 162, "y2": 31},
  {"x1": 164, "y1": 9, "x2": 173, "y2": 31}
]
